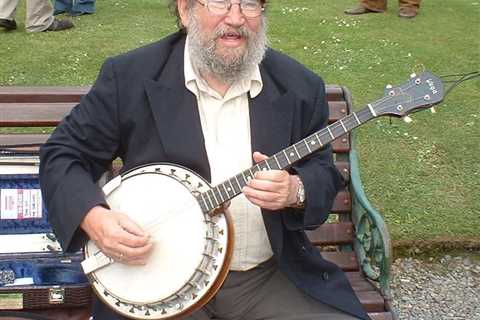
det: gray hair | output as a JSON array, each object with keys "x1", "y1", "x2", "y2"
[{"x1": 168, "y1": 0, "x2": 195, "y2": 31}]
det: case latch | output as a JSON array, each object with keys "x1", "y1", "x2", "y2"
[{"x1": 48, "y1": 287, "x2": 65, "y2": 304}]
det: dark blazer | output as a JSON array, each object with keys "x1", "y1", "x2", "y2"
[{"x1": 39, "y1": 32, "x2": 369, "y2": 320}]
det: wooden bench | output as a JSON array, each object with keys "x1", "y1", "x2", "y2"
[{"x1": 0, "y1": 85, "x2": 396, "y2": 320}]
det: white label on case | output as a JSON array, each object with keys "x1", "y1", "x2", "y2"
[{"x1": 0, "y1": 189, "x2": 43, "y2": 219}]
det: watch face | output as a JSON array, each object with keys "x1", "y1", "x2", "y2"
[{"x1": 297, "y1": 179, "x2": 305, "y2": 203}]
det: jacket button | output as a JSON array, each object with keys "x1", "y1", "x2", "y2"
[
  {"x1": 322, "y1": 272, "x2": 329, "y2": 281},
  {"x1": 301, "y1": 246, "x2": 307, "y2": 252}
]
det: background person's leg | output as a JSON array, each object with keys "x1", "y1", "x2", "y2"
[
  {"x1": 25, "y1": 0, "x2": 54, "y2": 32},
  {"x1": 0, "y1": 0, "x2": 20, "y2": 30}
]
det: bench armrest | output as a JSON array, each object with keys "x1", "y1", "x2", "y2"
[{"x1": 349, "y1": 130, "x2": 393, "y2": 299}]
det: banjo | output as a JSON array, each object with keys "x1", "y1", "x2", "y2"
[{"x1": 81, "y1": 72, "x2": 446, "y2": 319}]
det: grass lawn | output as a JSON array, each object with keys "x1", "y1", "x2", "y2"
[{"x1": 1, "y1": 0, "x2": 479, "y2": 247}]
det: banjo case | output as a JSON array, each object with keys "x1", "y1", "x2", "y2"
[{"x1": 0, "y1": 156, "x2": 91, "y2": 318}]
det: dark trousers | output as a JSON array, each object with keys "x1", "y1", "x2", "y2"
[{"x1": 186, "y1": 259, "x2": 359, "y2": 320}]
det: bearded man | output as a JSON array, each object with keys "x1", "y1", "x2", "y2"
[{"x1": 40, "y1": 1, "x2": 370, "y2": 319}]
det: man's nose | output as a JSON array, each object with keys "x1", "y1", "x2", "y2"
[{"x1": 224, "y1": 3, "x2": 246, "y2": 26}]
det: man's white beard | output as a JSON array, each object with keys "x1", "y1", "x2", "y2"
[{"x1": 187, "y1": 13, "x2": 268, "y2": 85}]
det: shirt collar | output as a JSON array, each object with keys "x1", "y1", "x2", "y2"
[{"x1": 184, "y1": 36, "x2": 263, "y2": 100}]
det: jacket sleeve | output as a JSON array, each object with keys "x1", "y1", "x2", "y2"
[
  {"x1": 39, "y1": 58, "x2": 121, "y2": 252},
  {"x1": 283, "y1": 80, "x2": 345, "y2": 231}
]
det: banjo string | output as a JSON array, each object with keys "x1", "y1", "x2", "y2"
[{"x1": 138, "y1": 202, "x2": 202, "y2": 235}]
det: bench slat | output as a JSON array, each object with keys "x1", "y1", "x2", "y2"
[
  {"x1": 357, "y1": 291, "x2": 387, "y2": 312},
  {"x1": 0, "y1": 86, "x2": 88, "y2": 103},
  {"x1": 0, "y1": 103, "x2": 73, "y2": 127},
  {"x1": 331, "y1": 134, "x2": 351, "y2": 153},
  {"x1": 331, "y1": 190, "x2": 351, "y2": 213},
  {"x1": 368, "y1": 312, "x2": 393, "y2": 320},
  {"x1": 320, "y1": 251, "x2": 358, "y2": 271},
  {"x1": 325, "y1": 85, "x2": 345, "y2": 101},
  {"x1": 0, "y1": 134, "x2": 46, "y2": 149},
  {"x1": 328, "y1": 101, "x2": 349, "y2": 123},
  {"x1": 0, "y1": 85, "x2": 346, "y2": 103},
  {"x1": 306, "y1": 222, "x2": 354, "y2": 246},
  {"x1": 336, "y1": 161, "x2": 350, "y2": 181}
]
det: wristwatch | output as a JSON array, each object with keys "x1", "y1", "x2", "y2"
[{"x1": 293, "y1": 175, "x2": 306, "y2": 208}]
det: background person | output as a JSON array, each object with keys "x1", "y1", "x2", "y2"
[
  {"x1": 0, "y1": 0, "x2": 73, "y2": 32},
  {"x1": 345, "y1": 0, "x2": 421, "y2": 18}
]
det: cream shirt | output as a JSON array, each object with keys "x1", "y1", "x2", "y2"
[{"x1": 184, "y1": 38, "x2": 273, "y2": 271}]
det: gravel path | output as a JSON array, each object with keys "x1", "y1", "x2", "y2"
[{"x1": 390, "y1": 255, "x2": 480, "y2": 320}]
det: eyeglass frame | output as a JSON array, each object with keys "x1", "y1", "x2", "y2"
[{"x1": 195, "y1": 0, "x2": 265, "y2": 18}]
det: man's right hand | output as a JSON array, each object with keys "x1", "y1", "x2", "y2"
[{"x1": 80, "y1": 206, "x2": 153, "y2": 265}]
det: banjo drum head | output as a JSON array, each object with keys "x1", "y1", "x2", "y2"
[{"x1": 89, "y1": 165, "x2": 208, "y2": 305}]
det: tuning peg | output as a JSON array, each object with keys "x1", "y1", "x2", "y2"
[
  {"x1": 430, "y1": 107, "x2": 437, "y2": 113},
  {"x1": 410, "y1": 73, "x2": 417, "y2": 78},
  {"x1": 403, "y1": 116, "x2": 413, "y2": 123},
  {"x1": 386, "y1": 84, "x2": 393, "y2": 89}
]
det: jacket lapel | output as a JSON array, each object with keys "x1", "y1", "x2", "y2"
[
  {"x1": 144, "y1": 39, "x2": 211, "y2": 181},
  {"x1": 249, "y1": 68, "x2": 296, "y2": 158},
  {"x1": 250, "y1": 67, "x2": 297, "y2": 255}
]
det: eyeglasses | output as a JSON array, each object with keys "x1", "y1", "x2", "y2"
[{"x1": 196, "y1": 0, "x2": 265, "y2": 18}]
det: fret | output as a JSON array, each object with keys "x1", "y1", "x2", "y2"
[
  {"x1": 292, "y1": 144, "x2": 301, "y2": 159},
  {"x1": 332, "y1": 123, "x2": 346, "y2": 138},
  {"x1": 258, "y1": 160, "x2": 270, "y2": 171},
  {"x1": 273, "y1": 154, "x2": 281, "y2": 169},
  {"x1": 339, "y1": 119, "x2": 347, "y2": 132},
  {"x1": 217, "y1": 184, "x2": 229, "y2": 202},
  {"x1": 289, "y1": 148, "x2": 300, "y2": 163},
  {"x1": 233, "y1": 175, "x2": 243, "y2": 191},
  {"x1": 314, "y1": 133, "x2": 324, "y2": 147},
  {"x1": 353, "y1": 112, "x2": 361, "y2": 125},
  {"x1": 226, "y1": 179, "x2": 237, "y2": 195},
  {"x1": 367, "y1": 103, "x2": 377, "y2": 117},
  {"x1": 346, "y1": 114, "x2": 362, "y2": 131},
  {"x1": 263, "y1": 157, "x2": 275, "y2": 170},
  {"x1": 208, "y1": 189, "x2": 220, "y2": 208},
  {"x1": 306, "y1": 135, "x2": 320, "y2": 149},
  {"x1": 295, "y1": 140, "x2": 309, "y2": 157},
  {"x1": 242, "y1": 171, "x2": 253, "y2": 183},
  {"x1": 212, "y1": 187, "x2": 224, "y2": 203},
  {"x1": 275, "y1": 151, "x2": 288, "y2": 170},
  {"x1": 197, "y1": 195, "x2": 208, "y2": 213},
  {"x1": 237, "y1": 173, "x2": 247, "y2": 189},
  {"x1": 202, "y1": 192, "x2": 214, "y2": 211},
  {"x1": 304, "y1": 139, "x2": 312, "y2": 153},
  {"x1": 327, "y1": 126, "x2": 335, "y2": 140},
  {"x1": 282, "y1": 150, "x2": 292, "y2": 165},
  {"x1": 358, "y1": 107, "x2": 375, "y2": 123}
]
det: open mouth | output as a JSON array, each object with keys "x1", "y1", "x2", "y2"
[{"x1": 221, "y1": 32, "x2": 242, "y2": 41}]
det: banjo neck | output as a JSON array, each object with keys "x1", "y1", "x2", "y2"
[
  {"x1": 196, "y1": 71, "x2": 446, "y2": 214},
  {"x1": 196, "y1": 106, "x2": 374, "y2": 214}
]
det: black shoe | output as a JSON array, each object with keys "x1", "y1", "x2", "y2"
[
  {"x1": 45, "y1": 18, "x2": 74, "y2": 32},
  {"x1": 0, "y1": 19, "x2": 17, "y2": 30}
]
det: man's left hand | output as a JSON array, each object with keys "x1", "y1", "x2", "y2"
[{"x1": 242, "y1": 151, "x2": 300, "y2": 211}]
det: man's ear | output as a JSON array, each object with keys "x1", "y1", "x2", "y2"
[{"x1": 177, "y1": 0, "x2": 190, "y2": 28}]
